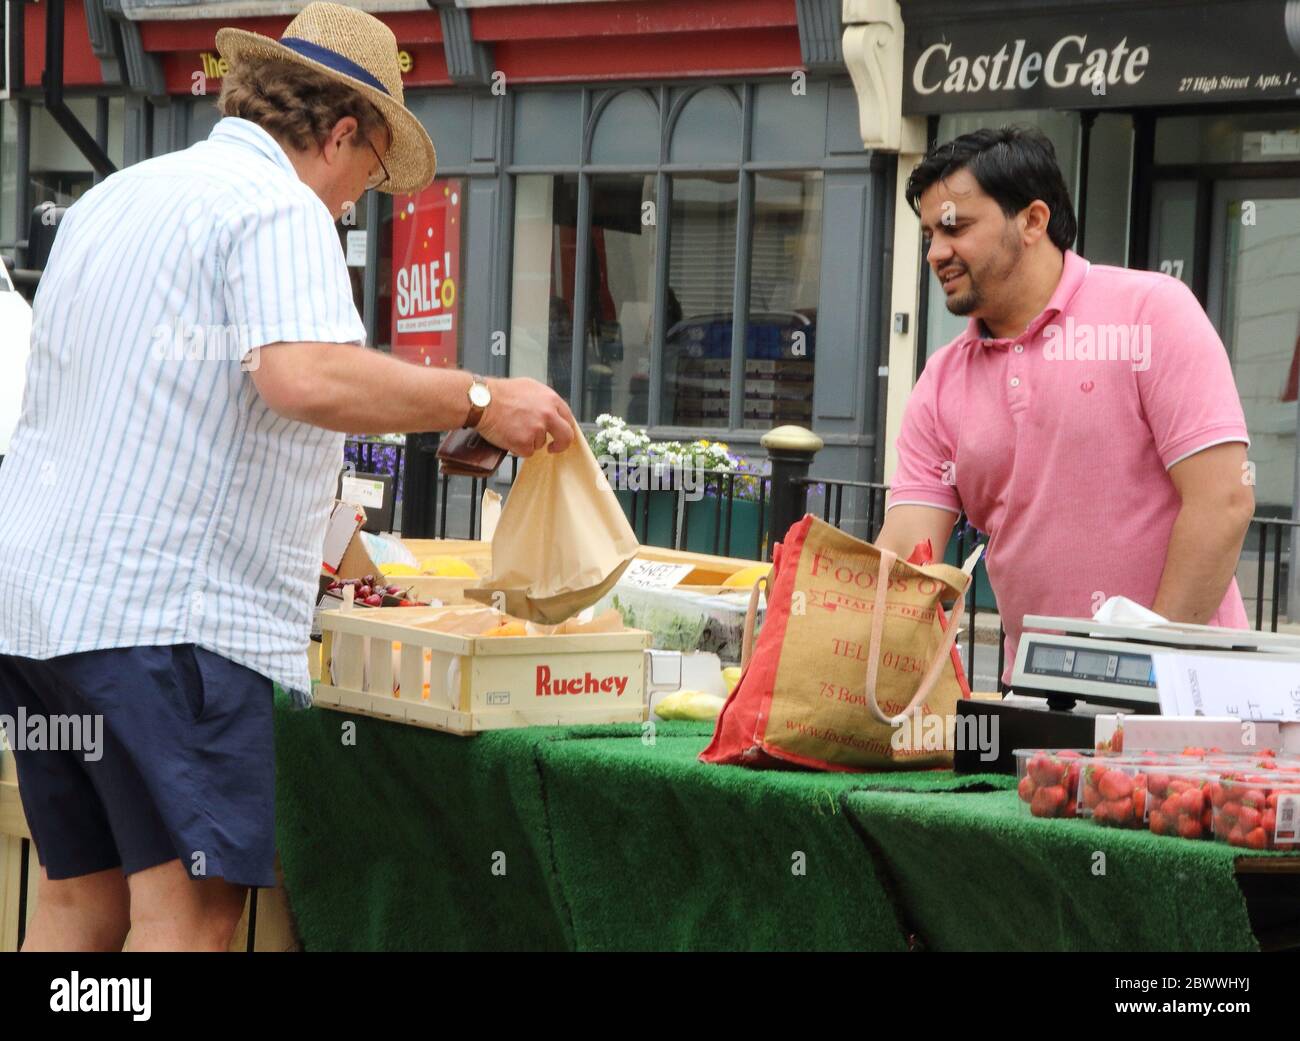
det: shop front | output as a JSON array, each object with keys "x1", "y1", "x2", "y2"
[
  {"x1": 888, "y1": 0, "x2": 1300, "y2": 609},
  {"x1": 89, "y1": 0, "x2": 890, "y2": 498}
]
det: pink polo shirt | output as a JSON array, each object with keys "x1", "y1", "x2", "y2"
[{"x1": 889, "y1": 250, "x2": 1251, "y2": 684}]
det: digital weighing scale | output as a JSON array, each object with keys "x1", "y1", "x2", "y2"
[
  {"x1": 1011, "y1": 614, "x2": 1300, "y2": 711},
  {"x1": 955, "y1": 615, "x2": 1300, "y2": 774}
]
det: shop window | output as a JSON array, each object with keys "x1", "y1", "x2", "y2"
[
  {"x1": 669, "y1": 88, "x2": 741, "y2": 166},
  {"x1": 752, "y1": 81, "x2": 828, "y2": 162},
  {"x1": 590, "y1": 91, "x2": 658, "y2": 167},
  {"x1": 1156, "y1": 113, "x2": 1300, "y2": 165},
  {"x1": 376, "y1": 178, "x2": 467, "y2": 366},
  {"x1": 1081, "y1": 113, "x2": 1133, "y2": 268},
  {"x1": 509, "y1": 173, "x2": 580, "y2": 397},
  {"x1": 1148, "y1": 181, "x2": 1197, "y2": 290},
  {"x1": 663, "y1": 174, "x2": 739, "y2": 427},
  {"x1": 742, "y1": 172, "x2": 821, "y2": 430},
  {"x1": 511, "y1": 90, "x2": 582, "y2": 167},
  {"x1": 582, "y1": 175, "x2": 657, "y2": 423}
]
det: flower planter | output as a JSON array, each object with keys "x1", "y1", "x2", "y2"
[{"x1": 616, "y1": 490, "x2": 764, "y2": 558}]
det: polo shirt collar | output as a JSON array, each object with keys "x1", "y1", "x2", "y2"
[
  {"x1": 964, "y1": 249, "x2": 1091, "y2": 348},
  {"x1": 209, "y1": 117, "x2": 298, "y2": 179}
]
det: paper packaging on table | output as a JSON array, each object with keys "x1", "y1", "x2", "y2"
[
  {"x1": 466, "y1": 427, "x2": 638, "y2": 624},
  {"x1": 322, "y1": 501, "x2": 366, "y2": 575},
  {"x1": 1095, "y1": 714, "x2": 1284, "y2": 754},
  {"x1": 644, "y1": 650, "x2": 727, "y2": 719}
]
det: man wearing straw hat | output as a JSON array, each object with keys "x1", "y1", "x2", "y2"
[{"x1": 0, "y1": 2, "x2": 573, "y2": 951}]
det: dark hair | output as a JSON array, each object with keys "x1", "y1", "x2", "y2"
[{"x1": 905, "y1": 126, "x2": 1077, "y2": 252}]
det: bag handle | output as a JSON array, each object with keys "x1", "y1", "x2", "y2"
[
  {"x1": 739, "y1": 572, "x2": 767, "y2": 670},
  {"x1": 863, "y1": 546, "x2": 973, "y2": 726}
]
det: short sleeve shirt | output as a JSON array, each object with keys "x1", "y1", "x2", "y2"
[
  {"x1": 888, "y1": 250, "x2": 1251, "y2": 682},
  {"x1": 0, "y1": 117, "x2": 367, "y2": 696}
]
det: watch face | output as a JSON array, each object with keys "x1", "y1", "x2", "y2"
[{"x1": 469, "y1": 382, "x2": 492, "y2": 407}]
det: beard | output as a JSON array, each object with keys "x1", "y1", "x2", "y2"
[{"x1": 943, "y1": 227, "x2": 1025, "y2": 317}]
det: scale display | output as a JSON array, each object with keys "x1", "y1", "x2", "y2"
[{"x1": 1025, "y1": 642, "x2": 1155, "y2": 687}]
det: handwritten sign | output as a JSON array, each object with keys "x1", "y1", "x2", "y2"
[{"x1": 620, "y1": 559, "x2": 695, "y2": 591}]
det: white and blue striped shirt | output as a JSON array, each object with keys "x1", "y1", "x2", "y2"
[{"x1": 0, "y1": 117, "x2": 366, "y2": 696}]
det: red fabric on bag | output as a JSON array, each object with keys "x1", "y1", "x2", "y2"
[{"x1": 700, "y1": 516, "x2": 812, "y2": 769}]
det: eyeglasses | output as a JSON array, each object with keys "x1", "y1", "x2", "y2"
[{"x1": 363, "y1": 136, "x2": 389, "y2": 192}]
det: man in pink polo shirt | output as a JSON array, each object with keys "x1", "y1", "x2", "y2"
[{"x1": 876, "y1": 126, "x2": 1255, "y2": 685}]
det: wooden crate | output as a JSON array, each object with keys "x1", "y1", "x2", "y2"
[
  {"x1": 0, "y1": 747, "x2": 298, "y2": 952},
  {"x1": 315, "y1": 605, "x2": 651, "y2": 735}
]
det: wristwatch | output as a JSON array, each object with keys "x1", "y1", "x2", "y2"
[{"x1": 464, "y1": 374, "x2": 492, "y2": 428}]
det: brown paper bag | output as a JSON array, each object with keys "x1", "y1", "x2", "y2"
[{"x1": 466, "y1": 428, "x2": 638, "y2": 623}]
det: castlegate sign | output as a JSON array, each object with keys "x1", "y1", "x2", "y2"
[{"x1": 902, "y1": 0, "x2": 1300, "y2": 113}]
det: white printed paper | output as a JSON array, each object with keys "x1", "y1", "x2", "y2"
[{"x1": 1152, "y1": 652, "x2": 1300, "y2": 721}]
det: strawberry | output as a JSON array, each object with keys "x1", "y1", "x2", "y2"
[
  {"x1": 1179, "y1": 788, "x2": 1205, "y2": 817},
  {"x1": 1237, "y1": 806, "x2": 1262, "y2": 831},
  {"x1": 1099, "y1": 770, "x2": 1134, "y2": 801},
  {"x1": 1063, "y1": 798, "x2": 1077, "y2": 818},
  {"x1": 1178, "y1": 816, "x2": 1204, "y2": 840},
  {"x1": 1183, "y1": 746, "x2": 1206, "y2": 756},
  {"x1": 1244, "y1": 827, "x2": 1269, "y2": 851},
  {"x1": 1149, "y1": 809, "x2": 1169, "y2": 835},
  {"x1": 1208, "y1": 782, "x2": 1225, "y2": 808},
  {"x1": 1057, "y1": 749, "x2": 1082, "y2": 759},
  {"x1": 1028, "y1": 753, "x2": 1064, "y2": 787},
  {"x1": 1262, "y1": 808, "x2": 1277, "y2": 835},
  {"x1": 1031, "y1": 784, "x2": 1067, "y2": 818},
  {"x1": 1018, "y1": 775, "x2": 1036, "y2": 803},
  {"x1": 1083, "y1": 784, "x2": 1102, "y2": 809},
  {"x1": 1109, "y1": 797, "x2": 1134, "y2": 824},
  {"x1": 1241, "y1": 788, "x2": 1267, "y2": 809},
  {"x1": 1227, "y1": 824, "x2": 1245, "y2": 847},
  {"x1": 1146, "y1": 772, "x2": 1171, "y2": 796},
  {"x1": 1093, "y1": 800, "x2": 1110, "y2": 823},
  {"x1": 1266, "y1": 791, "x2": 1279, "y2": 810},
  {"x1": 1162, "y1": 795, "x2": 1182, "y2": 819}
]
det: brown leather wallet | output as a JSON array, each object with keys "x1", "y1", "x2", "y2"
[{"x1": 436, "y1": 427, "x2": 509, "y2": 478}]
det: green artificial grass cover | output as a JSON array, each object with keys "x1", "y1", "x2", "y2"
[
  {"x1": 840, "y1": 789, "x2": 1262, "y2": 952},
  {"x1": 272, "y1": 690, "x2": 1278, "y2": 951}
]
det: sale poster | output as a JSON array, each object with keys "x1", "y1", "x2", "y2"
[{"x1": 391, "y1": 179, "x2": 462, "y2": 368}]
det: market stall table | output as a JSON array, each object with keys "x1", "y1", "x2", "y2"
[{"x1": 272, "y1": 691, "x2": 1300, "y2": 952}]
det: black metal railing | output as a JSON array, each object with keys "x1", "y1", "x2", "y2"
[{"x1": 1246, "y1": 515, "x2": 1297, "y2": 631}]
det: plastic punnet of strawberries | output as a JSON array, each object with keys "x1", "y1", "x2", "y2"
[
  {"x1": 1079, "y1": 760, "x2": 1149, "y2": 828},
  {"x1": 1015, "y1": 750, "x2": 1087, "y2": 818},
  {"x1": 1144, "y1": 767, "x2": 1214, "y2": 840},
  {"x1": 1211, "y1": 774, "x2": 1300, "y2": 851}
]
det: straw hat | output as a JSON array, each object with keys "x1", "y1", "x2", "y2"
[{"x1": 215, "y1": 2, "x2": 435, "y2": 194}]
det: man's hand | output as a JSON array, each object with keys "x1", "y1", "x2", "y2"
[
  {"x1": 476, "y1": 377, "x2": 576, "y2": 457},
  {"x1": 1152, "y1": 442, "x2": 1254, "y2": 623},
  {"x1": 874, "y1": 504, "x2": 958, "y2": 561}
]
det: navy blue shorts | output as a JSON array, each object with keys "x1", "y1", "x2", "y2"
[{"x1": 0, "y1": 645, "x2": 275, "y2": 888}]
